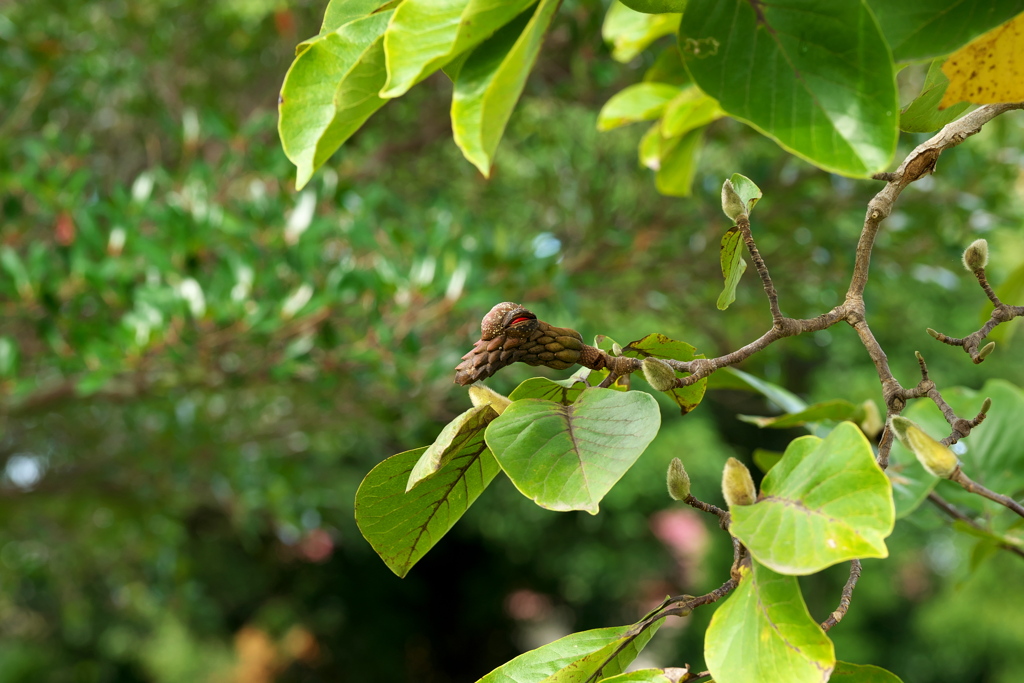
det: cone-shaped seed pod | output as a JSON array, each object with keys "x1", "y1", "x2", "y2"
[{"x1": 454, "y1": 302, "x2": 589, "y2": 385}]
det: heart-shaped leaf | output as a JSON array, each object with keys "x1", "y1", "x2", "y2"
[
  {"x1": 355, "y1": 444, "x2": 499, "y2": 577},
  {"x1": 730, "y1": 422, "x2": 895, "y2": 574},
  {"x1": 705, "y1": 561, "x2": 835, "y2": 683},
  {"x1": 485, "y1": 388, "x2": 661, "y2": 513}
]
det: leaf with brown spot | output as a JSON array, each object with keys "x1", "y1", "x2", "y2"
[{"x1": 940, "y1": 12, "x2": 1024, "y2": 108}]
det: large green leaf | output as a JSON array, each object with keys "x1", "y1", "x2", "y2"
[
  {"x1": 899, "y1": 58, "x2": 972, "y2": 133},
  {"x1": 680, "y1": 0, "x2": 897, "y2": 177},
  {"x1": 598, "y1": 83, "x2": 682, "y2": 131},
  {"x1": 731, "y1": 422, "x2": 895, "y2": 574},
  {"x1": 716, "y1": 226, "x2": 745, "y2": 310},
  {"x1": 485, "y1": 388, "x2": 661, "y2": 513},
  {"x1": 380, "y1": 0, "x2": 535, "y2": 98},
  {"x1": 355, "y1": 445, "x2": 500, "y2": 577},
  {"x1": 867, "y1": 1, "x2": 1024, "y2": 62},
  {"x1": 451, "y1": 0, "x2": 559, "y2": 175},
  {"x1": 407, "y1": 404, "x2": 498, "y2": 490},
  {"x1": 621, "y1": 333, "x2": 707, "y2": 414},
  {"x1": 603, "y1": 1, "x2": 682, "y2": 63},
  {"x1": 477, "y1": 623, "x2": 659, "y2": 683},
  {"x1": 830, "y1": 661, "x2": 904, "y2": 682},
  {"x1": 279, "y1": 9, "x2": 393, "y2": 189},
  {"x1": 705, "y1": 561, "x2": 835, "y2": 683}
]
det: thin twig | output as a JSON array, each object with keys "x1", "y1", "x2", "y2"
[
  {"x1": 820, "y1": 559, "x2": 862, "y2": 632},
  {"x1": 736, "y1": 214, "x2": 783, "y2": 323},
  {"x1": 927, "y1": 491, "x2": 1024, "y2": 560},
  {"x1": 950, "y1": 469, "x2": 1024, "y2": 518}
]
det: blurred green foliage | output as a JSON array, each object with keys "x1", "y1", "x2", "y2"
[{"x1": 2, "y1": 1, "x2": 1024, "y2": 682}]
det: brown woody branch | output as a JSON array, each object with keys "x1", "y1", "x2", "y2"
[{"x1": 820, "y1": 559, "x2": 862, "y2": 632}]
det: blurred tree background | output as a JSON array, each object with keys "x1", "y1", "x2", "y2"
[{"x1": 3, "y1": 1, "x2": 1024, "y2": 681}]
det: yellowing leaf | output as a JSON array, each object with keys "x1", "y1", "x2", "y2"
[{"x1": 940, "y1": 12, "x2": 1024, "y2": 109}]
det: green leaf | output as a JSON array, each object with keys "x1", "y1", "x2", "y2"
[
  {"x1": 705, "y1": 561, "x2": 835, "y2": 683},
  {"x1": 541, "y1": 621, "x2": 662, "y2": 682},
  {"x1": 660, "y1": 86, "x2": 723, "y2": 137},
  {"x1": 485, "y1": 388, "x2": 661, "y2": 513},
  {"x1": 716, "y1": 226, "x2": 746, "y2": 310},
  {"x1": 598, "y1": 669, "x2": 684, "y2": 683},
  {"x1": 621, "y1": 333, "x2": 708, "y2": 414},
  {"x1": 710, "y1": 368, "x2": 807, "y2": 414},
  {"x1": 451, "y1": 0, "x2": 559, "y2": 175},
  {"x1": 380, "y1": 0, "x2": 535, "y2": 98},
  {"x1": 728, "y1": 173, "x2": 761, "y2": 215},
  {"x1": 900, "y1": 58, "x2": 972, "y2": 133},
  {"x1": 603, "y1": 2, "x2": 682, "y2": 63},
  {"x1": 680, "y1": 0, "x2": 897, "y2": 177},
  {"x1": 655, "y1": 126, "x2": 704, "y2": 197},
  {"x1": 509, "y1": 376, "x2": 589, "y2": 405},
  {"x1": 830, "y1": 661, "x2": 904, "y2": 682},
  {"x1": 738, "y1": 399, "x2": 865, "y2": 429},
  {"x1": 731, "y1": 423, "x2": 894, "y2": 574},
  {"x1": 619, "y1": 0, "x2": 687, "y2": 14},
  {"x1": 598, "y1": 83, "x2": 682, "y2": 131},
  {"x1": 0, "y1": 337, "x2": 18, "y2": 377},
  {"x1": 476, "y1": 623, "x2": 659, "y2": 683},
  {"x1": 867, "y1": 1, "x2": 1024, "y2": 62},
  {"x1": 279, "y1": 10, "x2": 393, "y2": 189},
  {"x1": 407, "y1": 404, "x2": 499, "y2": 490},
  {"x1": 320, "y1": 0, "x2": 394, "y2": 34},
  {"x1": 355, "y1": 445, "x2": 500, "y2": 577}
]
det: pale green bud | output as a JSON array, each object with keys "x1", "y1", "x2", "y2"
[
  {"x1": 643, "y1": 357, "x2": 678, "y2": 392},
  {"x1": 722, "y1": 457, "x2": 757, "y2": 507},
  {"x1": 721, "y1": 179, "x2": 746, "y2": 221},
  {"x1": 891, "y1": 416, "x2": 959, "y2": 478},
  {"x1": 859, "y1": 399, "x2": 883, "y2": 439},
  {"x1": 962, "y1": 239, "x2": 989, "y2": 271},
  {"x1": 667, "y1": 457, "x2": 691, "y2": 501},
  {"x1": 978, "y1": 341, "x2": 995, "y2": 360}
]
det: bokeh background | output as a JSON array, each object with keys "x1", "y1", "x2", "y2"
[{"x1": 3, "y1": 1, "x2": 1024, "y2": 681}]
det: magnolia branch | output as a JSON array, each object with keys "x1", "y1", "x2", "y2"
[
  {"x1": 820, "y1": 559, "x2": 862, "y2": 632},
  {"x1": 927, "y1": 491, "x2": 1024, "y2": 560}
]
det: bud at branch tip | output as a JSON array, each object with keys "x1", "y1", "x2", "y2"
[
  {"x1": 961, "y1": 239, "x2": 989, "y2": 271},
  {"x1": 667, "y1": 458, "x2": 691, "y2": 501}
]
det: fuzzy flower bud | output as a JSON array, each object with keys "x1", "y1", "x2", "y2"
[
  {"x1": 721, "y1": 179, "x2": 746, "y2": 221},
  {"x1": 859, "y1": 399, "x2": 883, "y2": 439},
  {"x1": 962, "y1": 239, "x2": 989, "y2": 271},
  {"x1": 890, "y1": 416, "x2": 959, "y2": 478},
  {"x1": 722, "y1": 457, "x2": 757, "y2": 507},
  {"x1": 468, "y1": 384, "x2": 512, "y2": 415},
  {"x1": 977, "y1": 341, "x2": 995, "y2": 361},
  {"x1": 643, "y1": 357, "x2": 678, "y2": 392},
  {"x1": 667, "y1": 457, "x2": 691, "y2": 501}
]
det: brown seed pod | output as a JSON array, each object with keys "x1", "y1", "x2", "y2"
[{"x1": 454, "y1": 302, "x2": 592, "y2": 385}]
